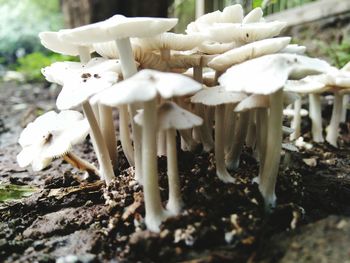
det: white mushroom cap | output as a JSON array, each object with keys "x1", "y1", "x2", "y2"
[
  {"x1": 17, "y1": 110, "x2": 89, "y2": 171},
  {"x1": 234, "y1": 94, "x2": 269, "y2": 112},
  {"x1": 219, "y1": 54, "x2": 331, "y2": 95},
  {"x1": 92, "y1": 69, "x2": 202, "y2": 106},
  {"x1": 197, "y1": 41, "x2": 237, "y2": 55},
  {"x1": 208, "y1": 37, "x2": 291, "y2": 71},
  {"x1": 284, "y1": 75, "x2": 330, "y2": 93},
  {"x1": 191, "y1": 86, "x2": 246, "y2": 106},
  {"x1": 59, "y1": 15, "x2": 178, "y2": 45},
  {"x1": 341, "y1": 61, "x2": 350, "y2": 72},
  {"x1": 53, "y1": 58, "x2": 121, "y2": 110},
  {"x1": 283, "y1": 108, "x2": 309, "y2": 117},
  {"x1": 135, "y1": 32, "x2": 204, "y2": 52},
  {"x1": 39, "y1": 31, "x2": 94, "y2": 56},
  {"x1": 280, "y1": 44, "x2": 307, "y2": 55},
  {"x1": 242, "y1": 7, "x2": 264, "y2": 24},
  {"x1": 134, "y1": 102, "x2": 203, "y2": 130},
  {"x1": 208, "y1": 21, "x2": 287, "y2": 44}
]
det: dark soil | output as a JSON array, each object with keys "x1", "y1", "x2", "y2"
[{"x1": 1, "y1": 82, "x2": 350, "y2": 262}]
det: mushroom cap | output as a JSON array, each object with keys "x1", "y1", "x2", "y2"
[
  {"x1": 242, "y1": 7, "x2": 264, "y2": 24},
  {"x1": 284, "y1": 75, "x2": 330, "y2": 93},
  {"x1": 191, "y1": 86, "x2": 246, "y2": 106},
  {"x1": 234, "y1": 94, "x2": 269, "y2": 112},
  {"x1": 219, "y1": 54, "x2": 331, "y2": 95},
  {"x1": 283, "y1": 108, "x2": 308, "y2": 117},
  {"x1": 280, "y1": 44, "x2": 307, "y2": 55},
  {"x1": 134, "y1": 102, "x2": 203, "y2": 130},
  {"x1": 39, "y1": 31, "x2": 94, "y2": 56},
  {"x1": 208, "y1": 37, "x2": 291, "y2": 71},
  {"x1": 197, "y1": 41, "x2": 237, "y2": 55},
  {"x1": 17, "y1": 110, "x2": 89, "y2": 171},
  {"x1": 91, "y1": 69, "x2": 202, "y2": 106},
  {"x1": 208, "y1": 21, "x2": 287, "y2": 44},
  {"x1": 59, "y1": 15, "x2": 178, "y2": 45},
  {"x1": 53, "y1": 58, "x2": 121, "y2": 110},
  {"x1": 135, "y1": 32, "x2": 204, "y2": 52}
]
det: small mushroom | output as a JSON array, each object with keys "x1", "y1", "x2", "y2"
[{"x1": 17, "y1": 111, "x2": 97, "y2": 175}]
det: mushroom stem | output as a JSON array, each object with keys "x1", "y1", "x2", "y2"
[
  {"x1": 62, "y1": 152, "x2": 99, "y2": 176},
  {"x1": 142, "y1": 99, "x2": 168, "y2": 232},
  {"x1": 256, "y1": 108, "x2": 268, "y2": 167},
  {"x1": 290, "y1": 97, "x2": 302, "y2": 140},
  {"x1": 192, "y1": 66, "x2": 203, "y2": 144},
  {"x1": 115, "y1": 37, "x2": 143, "y2": 183},
  {"x1": 326, "y1": 91, "x2": 343, "y2": 147},
  {"x1": 118, "y1": 105, "x2": 135, "y2": 166},
  {"x1": 224, "y1": 109, "x2": 237, "y2": 154},
  {"x1": 245, "y1": 110, "x2": 256, "y2": 148},
  {"x1": 99, "y1": 105, "x2": 118, "y2": 168},
  {"x1": 215, "y1": 104, "x2": 235, "y2": 183},
  {"x1": 179, "y1": 129, "x2": 199, "y2": 151},
  {"x1": 259, "y1": 89, "x2": 284, "y2": 211},
  {"x1": 166, "y1": 128, "x2": 184, "y2": 215},
  {"x1": 309, "y1": 93, "x2": 324, "y2": 143},
  {"x1": 225, "y1": 111, "x2": 249, "y2": 171},
  {"x1": 341, "y1": 94, "x2": 348, "y2": 123},
  {"x1": 82, "y1": 102, "x2": 115, "y2": 185}
]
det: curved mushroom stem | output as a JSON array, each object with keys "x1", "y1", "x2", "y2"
[
  {"x1": 99, "y1": 105, "x2": 118, "y2": 169},
  {"x1": 245, "y1": 110, "x2": 256, "y2": 149},
  {"x1": 309, "y1": 93, "x2": 324, "y2": 143},
  {"x1": 225, "y1": 111, "x2": 249, "y2": 171},
  {"x1": 341, "y1": 94, "x2": 349, "y2": 123},
  {"x1": 215, "y1": 104, "x2": 235, "y2": 183},
  {"x1": 290, "y1": 97, "x2": 302, "y2": 141},
  {"x1": 115, "y1": 37, "x2": 143, "y2": 183},
  {"x1": 142, "y1": 99, "x2": 168, "y2": 232},
  {"x1": 82, "y1": 102, "x2": 115, "y2": 185},
  {"x1": 326, "y1": 91, "x2": 342, "y2": 147},
  {"x1": 166, "y1": 128, "x2": 184, "y2": 215},
  {"x1": 63, "y1": 152, "x2": 99, "y2": 176},
  {"x1": 259, "y1": 89, "x2": 284, "y2": 211}
]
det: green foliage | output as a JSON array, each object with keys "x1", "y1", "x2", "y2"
[
  {"x1": 0, "y1": 0, "x2": 63, "y2": 64},
  {"x1": 0, "y1": 184, "x2": 37, "y2": 202},
  {"x1": 15, "y1": 52, "x2": 76, "y2": 82},
  {"x1": 315, "y1": 38, "x2": 350, "y2": 68}
]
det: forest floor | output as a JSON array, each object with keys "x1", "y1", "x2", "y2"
[{"x1": 0, "y1": 82, "x2": 350, "y2": 263}]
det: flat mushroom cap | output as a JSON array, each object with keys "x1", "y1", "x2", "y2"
[
  {"x1": 92, "y1": 69, "x2": 202, "y2": 106},
  {"x1": 197, "y1": 41, "x2": 236, "y2": 55},
  {"x1": 54, "y1": 58, "x2": 121, "y2": 110},
  {"x1": 59, "y1": 15, "x2": 178, "y2": 44},
  {"x1": 39, "y1": 31, "x2": 94, "y2": 56},
  {"x1": 242, "y1": 7, "x2": 264, "y2": 24},
  {"x1": 135, "y1": 32, "x2": 204, "y2": 52},
  {"x1": 17, "y1": 110, "x2": 89, "y2": 171},
  {"x1": 219, "y1": 54, "x2": 331, "y2": 95},
  {"x1": 208, "y1": 37, "x2": 291, "y2": 71},
  {"x1": 191, "y1": 86, "x2": 247, "y2": 106},
  {"x1": 234, "y1": 94, "x2": 269, "y2": 112},
  {"x1": 284, "y1": 75, "x2": 330, "y2": 93},
  {"x1": 208, "y1": 21, "x2": 287, "y2": 44}
]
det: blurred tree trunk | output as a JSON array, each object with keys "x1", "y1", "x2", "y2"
[{"x1": 61, "y1": 0, "x2": 171, "y2": 28}]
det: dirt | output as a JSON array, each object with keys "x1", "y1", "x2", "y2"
[{"x1": 0, "y1": 82, "x2": 350, "y2": 262}]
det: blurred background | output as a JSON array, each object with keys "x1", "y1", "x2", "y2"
[{"x1": 0, "y1": 0, "x2": 349, "y2": 82}]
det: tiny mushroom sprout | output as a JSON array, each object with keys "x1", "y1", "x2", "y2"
[
  {"x1": 135, "y1": 102, "x2": 203, "y2": 215},
  {"x1": 17, "y1": 111, "x2": 97, "y2": 175},
  {"x1": 59, "y1": 15, "x2": 178, "y2": 185},
  {"x1": 91, "y1": 69, "x2": 202, "y2": 232},
  {"x1": 219, "y1": 53, "x2": 331, "y2": 210},
  {"x1": 191, "y1": 86, "x2": 246, "y2": 183},
  {"x1": 43, "y1": 57, "x2": 122, "y2": 185}
]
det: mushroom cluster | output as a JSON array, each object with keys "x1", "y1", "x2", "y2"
[{"x1": 17, "y1": 5, "x2": 339, "y2": 232}]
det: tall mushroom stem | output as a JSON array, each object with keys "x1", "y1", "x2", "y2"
[
  {"x1": 82, "y1": 102, "x2": 115, "y2": 185},
  {"x1": 224, "y1": 109, "x2": 237, "y2": 154},
  {"x1": 118, "y1": 106, "x2": 135, "y2": 166},
  {"x1": 245, "y1": 110, "x2": 256, "y2": 148},
  {"x1": 256, "y1": 108, "x2": 268, "y2": 168},
  {"x1": 215, "y1": 104, "x2": 235, "y2": 183},
  {"x1": 142, "y1": 99, "x2": 168, "y2": 232},
  {"x1": 115, "y1": 37, "x2": 143, "y2": 183},
  {"x1": 290, "y1": 97, "x2": 302, "y2": 140},
  {"x1": 309, "y1": 93, "x2": 324, "y2": 143},
  {"x1": 99, "y1": 105, "x2": 118, "y2": 168},
  {"x1": 166, "y1": 128, "x2": 184, "y2": 215},
  {"x1": 259, "y1": 89, "x2": 284, "y2": 211},
  {"x1": 63, "y1": 152, "x2": 99, "y2": 176},
  {"x1": 326, "y1": 91, "x2": 343, "y2": 147},
  {"x1": 225, "y1": 111, "x2": 249, "y2": 171},
  {"x1": 341, "y1": 94, "x2": 349, "y2": 123}
]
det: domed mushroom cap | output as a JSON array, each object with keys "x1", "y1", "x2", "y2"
[
  {"x1": 59, "y1": 15, "x2": 178, "y2": 45},
  {"x1": 242, "y1": 7, "x2": 264, "y2": 24},
  {"x1": 53, "y1": 58, "x2": 121, "y2": 110},
  {"x1": 134, "y1": 102, "x2": 203, "y2": 130},
  {"x1": 219, "y1": 54, "x2": 331, "y2": 95},
  {"x1": 17, "y1": 110, "x2": 89, "y2": 171},
  {"x1": 39, "y1": 31, "x2": 94, "y2": 56},
  {"x1": 92, "y1": 69, "x2": 202, "y2": 107},
  {"x1": 208, "y1": 21, "x2": 287, "y2": 44},
  {"x1": 135, "y1": 32, "x2": 204, "y2": 52},
  {"x1": 208, "y1": 37, "x2": 291, "y2": 71},
  {"x1": 234, "y1": 94, "x2": 270, "y2": 112},
  {"x1": 191, "y1": 86, "x2": 246, "y2": 106}
]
